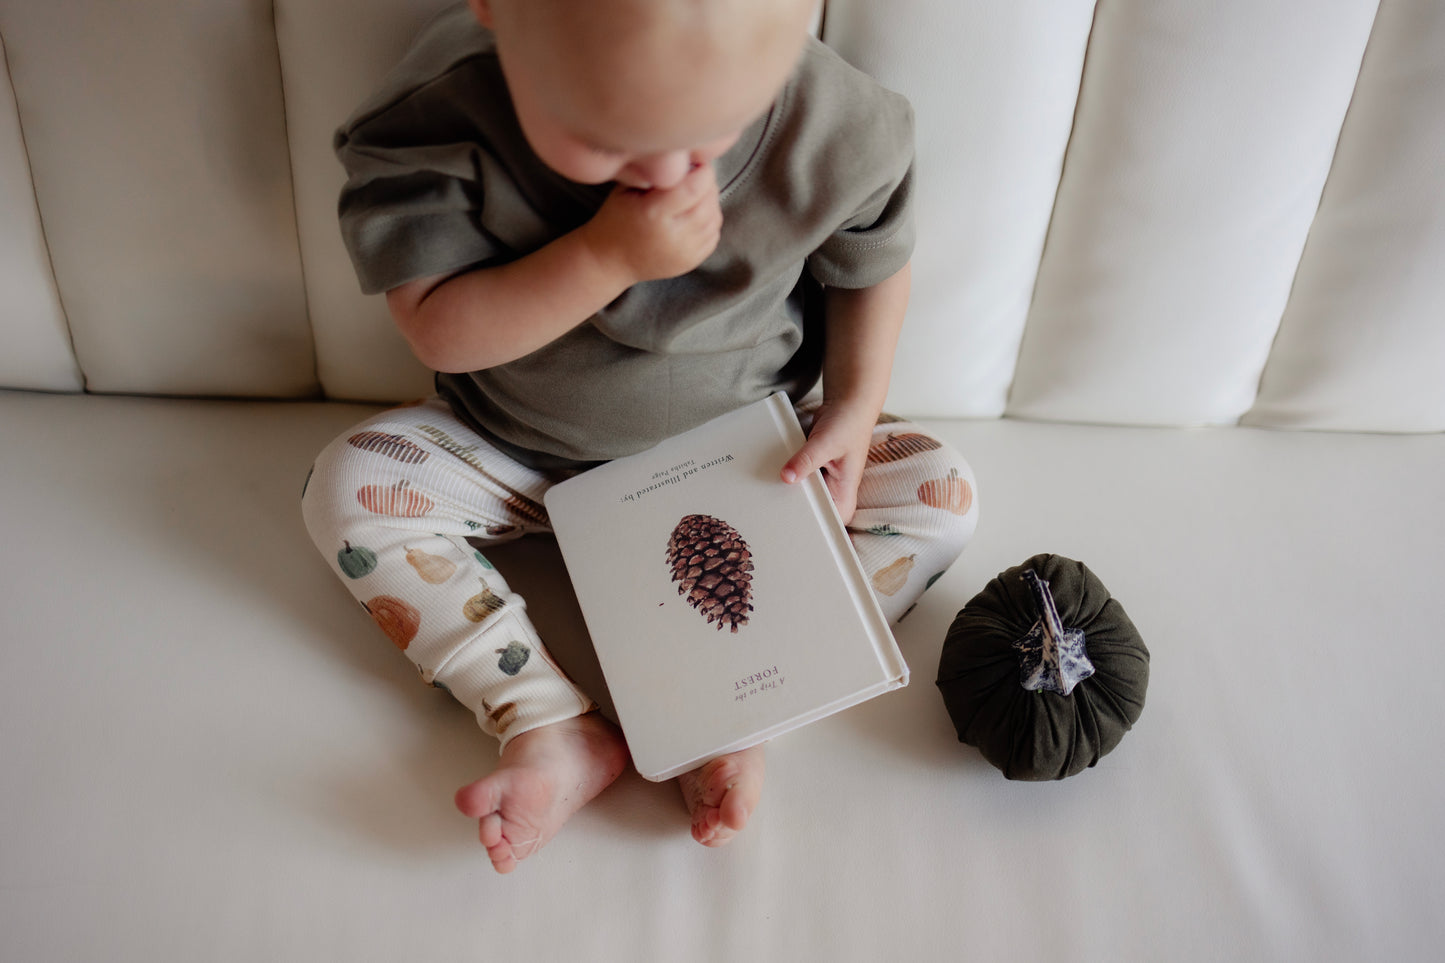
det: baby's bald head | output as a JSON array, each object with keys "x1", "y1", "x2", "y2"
[{"x1": 470, "y1": 0, "x2": 815, "y2": 188}]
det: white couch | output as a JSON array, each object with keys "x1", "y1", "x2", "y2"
[{"x1": 3, "y1": 1, "x2": 1442, "y2": 959}]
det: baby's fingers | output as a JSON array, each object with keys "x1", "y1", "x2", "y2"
[
  {"x1": 782, "y1": 435, "x2": 864, "y2": 522},
  {"x1": 780, "y1": 443, "x2": 820, "y2": 485},
  {"x1": 663, "y1": 161, "x2": 717, "y2": 211},
  {"x1": 684, "y1": 159, "x2": 717, "y2": 193},
  {"x1": 782, "y1": 439, "x2": 851, "y2": 487}
]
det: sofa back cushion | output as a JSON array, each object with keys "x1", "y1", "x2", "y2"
[
  {"x1": 1, "y1": 0, "x2": 319, "y2": 397},
  {"x1": 2, "y1": 0, "x2": 1442, "y2": 430}
]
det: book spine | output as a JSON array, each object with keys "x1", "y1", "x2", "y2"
[{"x1": 764, "y1": 394, "x2": 907, "y2": 684}]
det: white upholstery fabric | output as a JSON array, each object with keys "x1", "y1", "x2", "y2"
[
  {"x1": 0, "y1": 0, "x2": 316, "y2": 397},
  {"x1": 1008, "y1": 0, "x2": 1380, "y2": 427},
  {"x1": 2, "y1": 390, "x2": 1441, "y2": 960},
  {"x1": 1245, "y1": 0, "x2": 1445, "y2": 432},
  {"x1": 824, "y1": 0, "x2": 1097, "y2": 419},
  {"x1": 0, "y1": 35, "x2": 80, "y2": 392},
  {"x1": 275, "y1": 0, "x2": 440, "y2": 403}
]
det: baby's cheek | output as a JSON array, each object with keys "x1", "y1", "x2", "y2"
[
  {"x1": 536, "y1": 142, "x2": 621, "y2": 185},
  {"x1": 556, "y1": 157, "x2": 622, "y2": 185},
  {"x1": 695, "y1": 133, "x2": 741, "y2": 166}
]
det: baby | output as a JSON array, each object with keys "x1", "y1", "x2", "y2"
[{"x1": 304, "y1": 0, "x2": 978, "y2": 873}]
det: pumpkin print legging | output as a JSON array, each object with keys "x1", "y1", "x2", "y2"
[{"x1": 301, "y1": 397, "x2": 978, "y2": 750}]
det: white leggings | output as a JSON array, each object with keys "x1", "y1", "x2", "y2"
[{"x1": 302, "y1": 397, "x2": 978, "y2": 749}]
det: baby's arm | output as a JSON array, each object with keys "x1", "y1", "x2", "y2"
[
  {"x1": 386, "y1": 164, "x2": 722, "y2": 373},
  {"x1": 780, "y1": 262, "x2": 911, "y2": 524}
]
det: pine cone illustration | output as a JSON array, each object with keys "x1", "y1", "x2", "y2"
[{"x1": 666, "y1": 514, "x2": 755, "y2": 632}]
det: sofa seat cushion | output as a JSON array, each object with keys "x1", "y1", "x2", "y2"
[{"x1": 1, "y1": 390, "x2": 1441, "y2": 961}]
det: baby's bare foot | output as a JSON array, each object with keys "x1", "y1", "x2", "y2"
[
  {"x1": 677, "y1": 744, "x2": 766, "y2": 847},
  {"x1": 454, "y1": 712, "x2": 628, "y2": 873}
]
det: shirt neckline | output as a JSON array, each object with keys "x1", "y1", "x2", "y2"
[{"x1": 716, "y1": 76, "x2": 788, "y2": 200}]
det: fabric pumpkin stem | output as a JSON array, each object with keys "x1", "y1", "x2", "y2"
[{"x1": 1014, "y1": 569, "x2": 1095, "y2": 696}]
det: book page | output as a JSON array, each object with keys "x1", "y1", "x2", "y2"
[{"x1": 546, "y1": 395, "x2": 904, "y2": 778}]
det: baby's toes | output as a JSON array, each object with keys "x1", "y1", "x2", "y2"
[
  {"x1": 488, "y1": 845, "x2": 519, "y2": 874},
  {"x1": 679, "y1": 746, "x2": 765, "y2": 847},
  {"x1": 691, "y1": 806, "x2": 723, "y2": 845},
  {"x1": 699, "y1": 757, "x2": 742, "y2": 804},
  {"x1": 719, "y1": 788, "x2": 752, "y2": 832},
  {"x1": 480, "y1": 819, "x2": 518, "y2": 873},
  {"x1": 478, "y1": 811, "x2": 504, "y2": 849}
]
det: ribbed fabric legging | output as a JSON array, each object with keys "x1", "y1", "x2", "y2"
[{"x1": 302, "y1": 397, "x2": 978, "y2": 750}]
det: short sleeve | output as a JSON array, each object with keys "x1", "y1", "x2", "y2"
[
  {"x1": 330, "y1": 10, "x2": 549, "y2": 296},
  {"x1": 805, "y1": 154, "x2": 916, "y2": 290},
  {"x1": 790, "y1": 47, "x2": 916, "y2": 292},
  {"x1": 335, "y1": 133, "x2": 503, "y2": 295}
]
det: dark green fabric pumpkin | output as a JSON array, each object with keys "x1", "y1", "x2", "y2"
[{"x1": 937, "y1": 554, "x2": 1149, "y2": 780}]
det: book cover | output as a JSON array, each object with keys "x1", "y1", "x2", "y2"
[{"x1": 544, "y1": 393, "x2": 907, "y2": 781}]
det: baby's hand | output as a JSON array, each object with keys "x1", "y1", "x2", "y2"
[
  {"x1": 780, "y1": 401, "x2": 878, "y2": 526},
  {"x1": 582, "y1": 163, "x2": 722, "y2": 284}
]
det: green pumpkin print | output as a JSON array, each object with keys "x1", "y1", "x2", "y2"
[
  {"x1": 496, "y1": 641, "x2": 530, "y2": 676},
  {"x1": 337, "y1": 540, "x2": 379, "y2": 579}
]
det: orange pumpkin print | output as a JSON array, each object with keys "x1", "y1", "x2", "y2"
[
  {"x1": 357, "y1": 480, "x2": 434, "y2": 517},
  {"x1": 918, "y1": 468, "x2": 973, "y2": 516},
  {"x1": 364, "y1": 595, "x2": 421, "y2": 650}
]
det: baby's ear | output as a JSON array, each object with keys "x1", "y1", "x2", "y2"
[{"x1": 467, "y1": 0, "x2": 494, "y2": 29}]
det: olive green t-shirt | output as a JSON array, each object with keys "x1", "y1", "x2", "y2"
[{"x1": 335, "y1": 4, "x2": 915, "y2": 468}]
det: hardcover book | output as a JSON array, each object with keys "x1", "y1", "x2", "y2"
[{"x1": 544, "y1": 393, "x2": 908, "y2": 781}]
